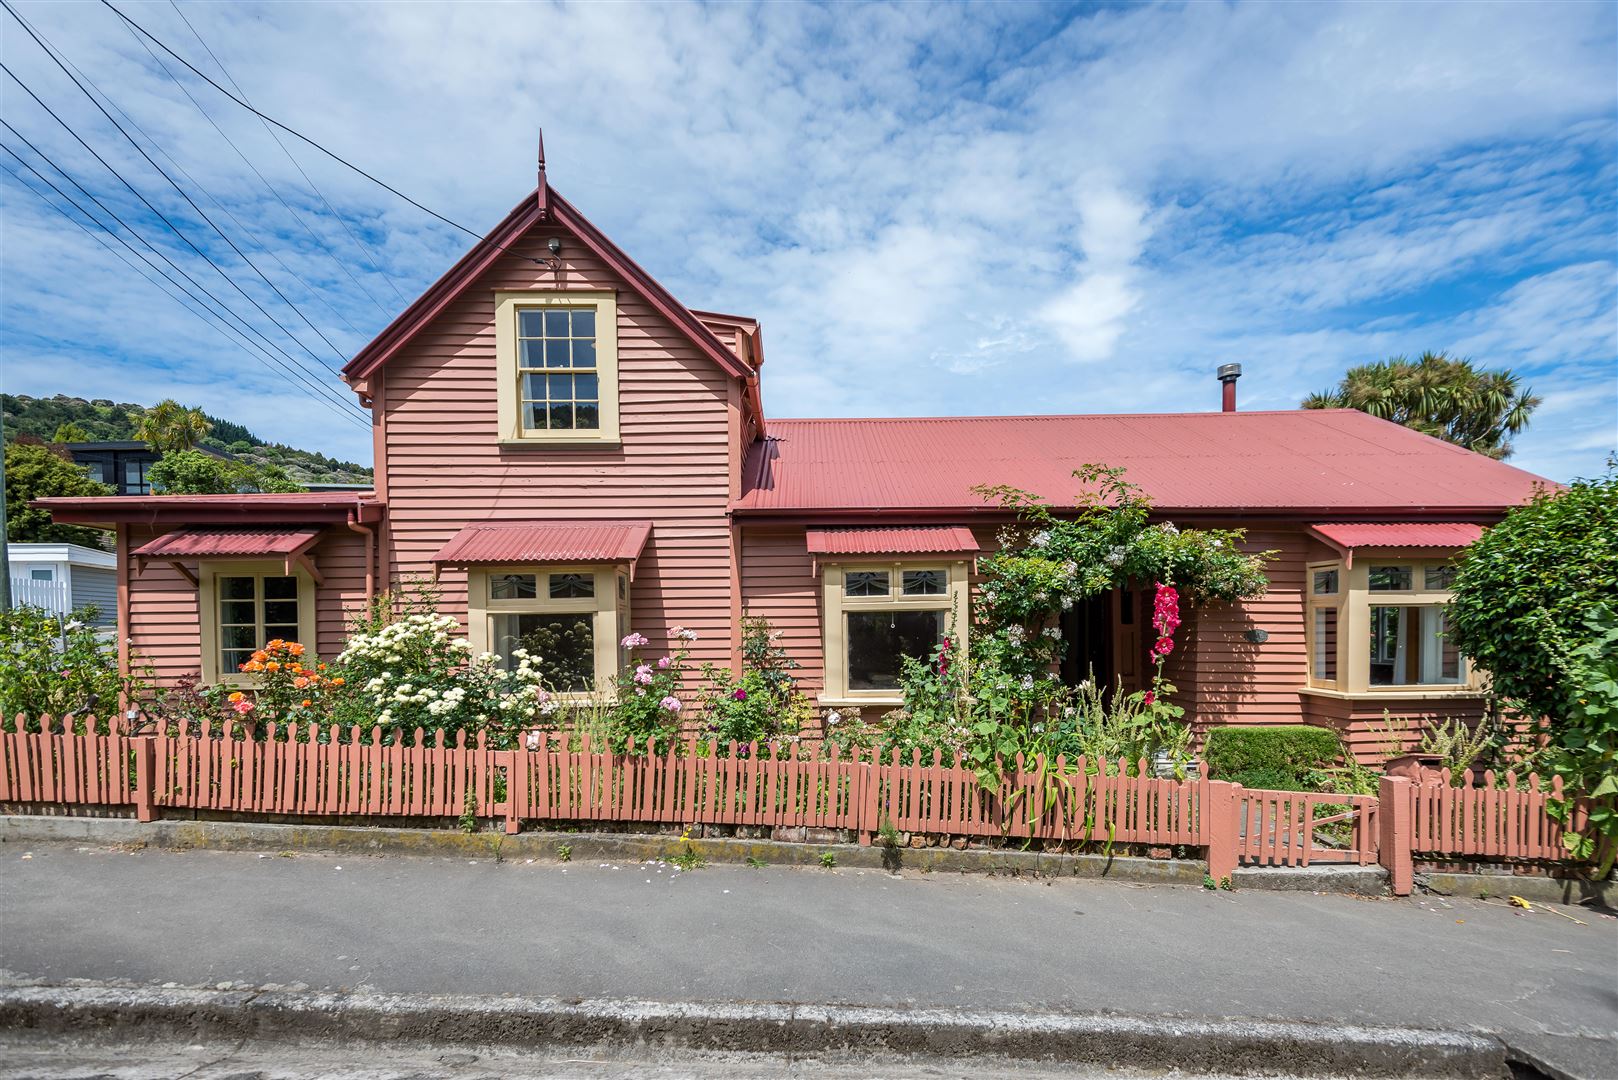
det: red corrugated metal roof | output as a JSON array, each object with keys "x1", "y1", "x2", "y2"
[
  {"x1": 430, "y1": 520, "x2": 653, "y2": 566},
  {"x1": 736, "y1": 411, "x2": 1552, "y2": 515},
  {"x1": 133, "y1": 527, "x2": 323, "y2": 559},
  {"x1": 805, "y1": 526, "x2": 979, "y2": 557},
  {"x1": 39, "y1": 491, "x2": 382, "y2": 527},
  {"x1": 1309, "y1": 522, "x2": 1485, "y2": 551}
]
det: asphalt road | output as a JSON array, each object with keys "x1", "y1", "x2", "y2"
[{"x1": 2, "y1": 844, "x2": 1615, "y2": 1077}]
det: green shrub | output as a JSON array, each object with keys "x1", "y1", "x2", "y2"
[{"x1": 1203, "y1": 725, "x2": 1343, "y2": 789}]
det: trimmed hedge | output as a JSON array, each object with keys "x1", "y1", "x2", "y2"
[{"x1": 1203, "y1": 725, "x2": 1344, "y2": 792}]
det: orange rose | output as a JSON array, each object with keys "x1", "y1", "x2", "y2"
[
  {"x1": 288, "y1": 643, "x2": 305, "y2": 657},
  {"x1": 266, "y1": 662, "x2": 280, "y2": 673},
  {"x1": 251, "y1": 650, "x2": 268, "y2": 664},
  {"x1": 331, "y1": 677, "x2": 345, "y2": 687},
  {"x1": 300, "y1": 699, "x2": 312, "y2": 708},
  {"x1": 292, "y1": 676, "x2": 310, "y2": 690},
  {"x1": 227, "y1": 691, "x2": 244, "y2": 703}
]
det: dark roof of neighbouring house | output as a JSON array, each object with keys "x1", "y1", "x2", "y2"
[{"x1": 735, "y1": 410, "x2": 1553, "y2": 518}]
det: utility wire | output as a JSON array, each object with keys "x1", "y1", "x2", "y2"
[
  {"x1": 1, "y1": 145, "x2": 371, "y2": 429},
  {"x1": 104, "y1": 0, "x2": 549, "y2": 269},
  {"x1": 0, "y1": 66, "x2": 363, "y2": 418},
  {"x1": 0, "y1": 94, "x2": 367, "y2": 421},
  {"x1": 43, "y1": 15, "x2": 370, "y2": 340},
  {"x1": 167, "y1": 0, "x2": 407, "y2": 304},
  {"x1": 0, "y1": 111, "x2": 370, "y2": 424},
  {"x1": 2, "y1": 0, "x2": 354, "y2": 370},
  {"x1": 156, "y1": 1, "x2": 403, "y2": 312}
]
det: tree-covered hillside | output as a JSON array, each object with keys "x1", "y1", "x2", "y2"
[{"x1": 1, "y1": 394, "x2": 372, "y2": 486}]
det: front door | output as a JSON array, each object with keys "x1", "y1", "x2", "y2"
[{"x1": 1061, "y1": 588, "x2": 1146, "y2": 693}]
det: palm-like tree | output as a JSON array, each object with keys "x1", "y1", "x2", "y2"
[
  {"x1": 132, "y1": 399, "x2": 213, "y2": 453},
  {"x1": 1303, "y1": 352, "x2": 1541, "y2": 460}
]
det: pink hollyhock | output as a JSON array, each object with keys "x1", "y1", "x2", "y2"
[
  {"x1": 1142, "y1": 691, "x2": 1155, "y2": 707},
  {"x1": 1152, "y1": 583, "x2": 1181, "y2": 637},
  {"x1": 1153, "y1": 636, "x2": 1175, "y2": 657}
]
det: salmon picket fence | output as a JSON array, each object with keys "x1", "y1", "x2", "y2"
[
  {"x1": 0, "y1": 717, "x2": 1593, "y2": 896},
  {"x1": 1407, "y1": 770, "x2": 1579, "y2": 861},
  {"x1": 0, "y1": 717, "x2": 135, "y2": 808}
]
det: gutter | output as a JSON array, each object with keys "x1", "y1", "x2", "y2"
[{"x1": 345, "y1": 498, "x2": 376, "y2": 602}]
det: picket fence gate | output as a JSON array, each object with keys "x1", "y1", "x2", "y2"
[{"x1": 0, "y1": 716, "x2": 1588, "y2": 895}]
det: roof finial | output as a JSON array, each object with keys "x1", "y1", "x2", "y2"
[{"x1": 536, "y1": 127, "x2": 548, "y2": 219}]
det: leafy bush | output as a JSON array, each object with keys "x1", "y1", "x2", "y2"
[
  {"x1": 0, "y1": 604, "x2": 142, "y2": 727},
  {"x1": 1544, "y1": 607, "x2": 1617, "y2": 872},
  {"x1": 4, "y1": 439, "x2": 113, "y2": 545},
  {"x1": 1203, "y1": 725, "x2": 1343, "y2": 789},
  {"x1": 1042, "y1": 676, "x2": 1193, "y2": 774},
  {"x1": 603, "y1": 627, "x2": 696, "y2": 754},
  {"x1": 332, "y1": 613, "x2": 554, "y2": 743},
  {"x1": 699, "y1": 616, "x2": 813, "y2": 747},
  {"x1": 147, "y1": 449, "x2": 303, "y2": 495},
  {"x1": 1447, "y1": 465, "x2": 1616, "y2": 734}
]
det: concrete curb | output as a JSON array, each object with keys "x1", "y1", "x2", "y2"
[
  {"x1": 1416, "y1": 869, "x2": 1615, "y2": 909},
  {"x1": 0, "y1": 982, "x2": 1507, "y2": 1078},
  {"x1": 0, "y1": 814, "x2": 1213, "y2": 884}
]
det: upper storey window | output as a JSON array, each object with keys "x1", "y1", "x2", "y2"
[{"x1": 495, "y1": 291, "x2": 619, "y2": 445}]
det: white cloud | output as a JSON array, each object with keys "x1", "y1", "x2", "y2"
[{"x1": 0, "y1": 0, "x2": 1612, "y2": 479}]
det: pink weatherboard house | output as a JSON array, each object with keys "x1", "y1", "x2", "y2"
[{"x1": 43, "y1": 147, "x2": 1551, "y2": 758}]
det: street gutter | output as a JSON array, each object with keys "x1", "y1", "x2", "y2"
[{"x1": 0, "y1": 982, "x2": 1509, "y2": 1078}]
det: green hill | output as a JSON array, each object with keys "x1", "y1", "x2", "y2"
[{"x1": 1, "y1": 394, "x2": 373, "y2": 487}]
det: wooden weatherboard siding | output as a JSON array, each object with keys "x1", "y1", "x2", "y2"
[
  {"x1": 124, "y1": 525, "x2": 370, "y2": 686},
  {"x1": 374, "y1": 224, "x2": 736, "y2": 672}
]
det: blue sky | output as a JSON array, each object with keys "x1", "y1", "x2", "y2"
[{"x1": 2, "y1": 0, "x2": 1614, "y2": 481}]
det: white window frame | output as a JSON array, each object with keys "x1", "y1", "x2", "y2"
[
  {"x1": 494, "y1": 290, "x2": 620, "y2": 445},
  {"x1": 198, "y1": 560, "x2": 318, "y2": 686},
  {"x1": 466, "y1": 564, "x2": 628, "y2": 699},
  {"x1": 820, "y1": 560, "x2": 970, "y2": 707},
  {"x1": 1303, "y1": 557, "x2": 1478, "y2": 697}
]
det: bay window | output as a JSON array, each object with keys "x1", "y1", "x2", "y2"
[
  {"x1": 821, "y1": 561, "x2": 969, "y2": 704},
  {"x1": 1304, "y1": 558, "x2": 1473, "y2": 695}
]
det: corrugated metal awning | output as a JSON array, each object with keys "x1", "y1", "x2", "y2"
[
  {"x1": 1308, "y1": 522, "x2": 1484, "y2": 566},
  {"x1": 805, "y1": 526, "x2": 979, "y2": 558},
  {"x1": 133, "y1": 527, "x2": 324, "y2": 559},
  {"x1": 430, "y1": 520, "x2": 653, "y2": 575},
  {"x1": 132, "y1": 527, "x2": 326, "y2": 586}
]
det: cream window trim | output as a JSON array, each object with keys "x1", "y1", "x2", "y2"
[
  {"x1": 819, "y1": 560, "x2": 969, "y2": 706},
  {"x1": 494, "y1": 290, "x2": 620, "y2": 445},
  {"x1": 466, "y1": 565, "x2": 625, "y2": 701},
  {"x1": 1302, "y1": 557, "x2": 1480, "y2": 696},
  {"x1": 198, "y1": 559, "x2": 317, "y2": 687}
]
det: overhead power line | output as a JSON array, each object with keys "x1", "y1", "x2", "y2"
[
  {"x1": 1, "y1": 145, "x2": 371, "y2": 430},
  {"x1": 41, "y1": 16, "x2": 371, "y2": 340},
  {"x1": 2, "y1": 0, "x2": 355, "y2": 370},
  {"x1": 104, "y1": 0, "x2": 549, "y2": 270},
  {"x1": 0, "y1": 68, "x2": 366, "y2": 420},
  {"x1": 104, "y1": 0, "x2": 486, "y2": 242},
  {"x1": 158, "y1": 0, "x2": 406, "y2": 310}
]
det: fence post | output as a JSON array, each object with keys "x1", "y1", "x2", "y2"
[
  {"x1": 1378, "y1": 775, "x2": 1413, "y2": 896},
  {"x1": 504, "y1": 750, "x2": 524, "y2": 835},
  {"x1": 133, "y1": 737, "x2": 155, "y2": 823},
  {"x1": 1206, "y1": 781, "x2": 1241, "y2": 882},
  {"x1": 859, "y1": 749, "x2": 881, "y2": 846}
]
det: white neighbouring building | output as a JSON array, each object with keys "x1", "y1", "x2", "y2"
[{"x1": 7, "y1": 542, "x2": 117, "y2": 627}]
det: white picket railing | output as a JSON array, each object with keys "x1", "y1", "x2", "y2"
[{"x1": 8, "y1": 577, "x2": 72, "y2": 615}]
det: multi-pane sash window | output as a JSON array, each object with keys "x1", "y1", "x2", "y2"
[
  {"x1": 495, "y1": 291, "x2": 620, "y2": 444},
  {"x1": 216, "y1": 574, "x2": 300, "y2": 674},
  {"x1": 198, "y1": 563, "x2": 316, "y2": 684},
  {"x1": 517, "y1": 308, "x2": 600, "y2": 432},
  {"x1": 822, "y1": 561, "x2": 968, "y2": 701},
  {"x1": 468, "y1": 566, "x2": 627, "y2": 697}
]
